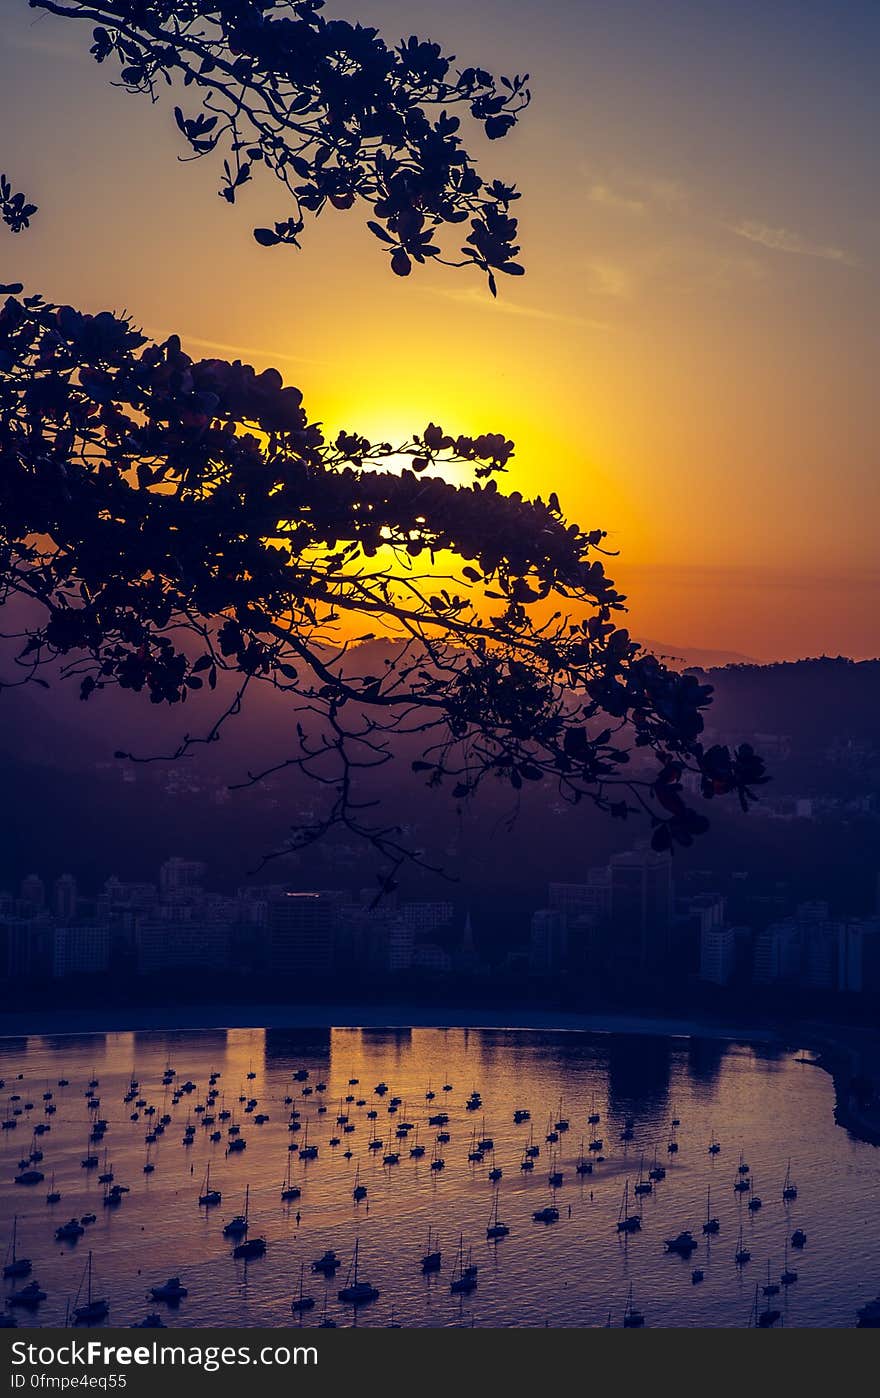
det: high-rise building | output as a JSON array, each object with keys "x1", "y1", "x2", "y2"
[
  {"x1": 529, "y1": 908, "x2": 567, "y2": 975},
  {"x1": 699, "y1": 924, "x2": 738, "y2": 986},
  {"x1": 548, "y1": 871, "x2": 612, "y2": 922},
  {"x1": 136, "y1": 921, "x2": 231, "y2": 975},
  {"x1": 401, "y1": 901, "x2": 454, "y2": 935},
  {"x1": 753, "y1": 920, "x2": 802, "y2": 985},
  {"x1": 269, "y1": 892, "x2": 335, "y2": 976},
  {"x1": 609, "y1": 849, "x2": 673, "y2": 973},
  {"x1": 53, "y1": 873, "x2": 78, "y2": 921},
  {"x1": 52, "y1": 925, "x2": 109, "y2": 978},
  {"x1": 19, "y1": 874, "x2": 46, "y2": 912},
  {"x1": 159, "y1": 857, "x2": 207, "y2": 897}
]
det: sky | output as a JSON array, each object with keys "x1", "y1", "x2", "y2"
[{"x1": 1, "y1": 0, "x2": 878, "y2": 661}]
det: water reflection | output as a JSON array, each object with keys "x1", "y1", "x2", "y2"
[{"x1": 0, "y1": 1024, "x2": 875, "y2": 1329}]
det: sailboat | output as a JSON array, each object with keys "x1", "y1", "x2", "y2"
[
  {"x1": 616, "y1": 1179, "x2": 641, "y2": 1234},
  {"x1": 45, "y1": 1172, "x2": 61, "y2": 1204},
  {"x1": 747, "y1": 1172, "x2": 763, "y2": 1211},
  {"x1": 734, "y1": 1150, "x2": 751, "y2": 1193},
  {"x1": 575, "y1": 1139, "x2": 593, "y2": 1175},
  {"x1": 8, "y1": 1280, "x2": 46, "y2": 1310},
  {"x1": 421, "y1": 1227, "x2": 442, "y2": 1273},
  {"x1": 780, "y1": 1239, "x2": 799, "y2": 1286},
  {"x1": 81, "y1": 1133, "x2": 99, "y2": 1170},
  {"x1": 199, "y1": 1163, "x2": 221, "y2": 1207},
  {"x1": 352, "y1": 1163, "x2": 367, "y2": 1201},
  {"x1": 409, "y1": 1126, "x2": 426, "y2": 1159},
  {"x1": 762, "y1": 1260, "x2": 780, "y2": 1298},
  {"x1": 702, "y1": 1186, "x2": 720, "y2": 1235},
  {"x1": 337, "y1": 1239, "x2": 379, "y2": 1305},
  {"x1": 449, "y1": 1235, "x2": 478, "y2": 1295},
  {"x1": 222, "y1": 1184, "x2": 250, "y2": 1238},
  {"x1": 735, "y1": 1224, "x2": 751, "y2": 1267},
  {"x1": 782, "y1": 1159, "x2": 798, "y2": 1201},
  {"x1": 290, "y1": 1263, "x2": 316, "y2": 1316},
  {"x1": 72, "y1": 1251, "x2": 109, "y2": 1324},
  {"x1": 587, "y1": 1096, "x2": 601, "y2": 1126},
  {"x1": 708, "y1": 1132, "x2": 721, "y2": 1155},
  {"x1": 231, "y1": 1185, "x2": 266, "y2": 1260},
  {"x1": 750, "y1": 1283, "x2": 781, "y2": 1329},
  {"x1": 648, "y1": 1148, "x2": 666, "y2": 1182},
  {"x1": 486, "y1": 1189, "x2": 510, "y2": 1239},
  {"x1": 317, "y1": 1292, "x2": 337, "y2": 1328},
  {"x1": 634, "y1": 1155, "x2": 652, "y2": 1196},
  {"x1": 281, "y1": 1156, "x2": 301, "y2": 1202},
  {"x1": 622, "y1": 1283, "x2": 645, "y2": 1328},
  {"x1": 3, "y1": 1218, "x2": 31, "y2": 1279},
  {"x1": 298, "y1": 1123, "x2": 318, "y2": 1161}
]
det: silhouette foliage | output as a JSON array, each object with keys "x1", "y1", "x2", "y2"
[
  {"x1": 29, "y1": 0, "x2": 528, "y2": 291},
  {"x1": 0, "y1": 290, "x2": 766, "y2": 873},
  {"x1": 0, "y1": 174, "x2": 38, "y2": 234}
]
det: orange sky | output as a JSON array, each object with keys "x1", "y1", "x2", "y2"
[{"x1": 2, "y1": 0, "x2": 878, "y2": 660}]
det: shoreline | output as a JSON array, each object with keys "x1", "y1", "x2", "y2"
[
  {"x1": 9, "y1": 999, "x2": 880, "y2": 1146},
  {"x1": 0, "y1": 1000, "x2": 794, "y2": 1045}
]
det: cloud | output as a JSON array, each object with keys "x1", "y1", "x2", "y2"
[
  {"x1": 146, "y1": 329, "x2": 325, "y2": 368},
  {"x1": 584, "y1": 172, "x2": 687, "y2": 216},
  {"x1": 584, "y1": 260, "x2": 634, "y2": 299},
  {"x1": 729, "y1": 220, "x2": 858, "y2": 267},
  {"x1": 587, "y1": 182, "x2": 645, "y2": 215},
  {"x1": 423, "y1": 285, "x2": 606, "y2": 330}
]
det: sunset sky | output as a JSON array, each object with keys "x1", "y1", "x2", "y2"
[{"x1": 2, "y1": 0, "x2": 877, "y2": 661}]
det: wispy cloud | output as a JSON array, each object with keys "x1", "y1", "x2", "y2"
[
  {"x1": 145, "y1": 328, "x2": 325, "y2": 368},
  {"x1": 587, "y1": 182, "x2": 645, "y2": 215},
  {"x1": 584, "y1": 260, "x2": 634, "y2": 299},
  {"x1": 584, "y1": 171, "x2": 687, "y2": 216},
  {"x1": 730, "y1": 220, "x2": 858, "y2": 267},
  {"x1": 422, "y1": 285, "x2": 606, "y2": 330}
]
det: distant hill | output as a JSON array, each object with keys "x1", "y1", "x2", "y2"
[
  {"x1": 693, "y1": 656, "x2": 880, "y2": 747},
  {"x1": 639, "y1": 640, "x2": 757, "y2": 670}
]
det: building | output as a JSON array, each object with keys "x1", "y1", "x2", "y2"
[
  {"x1": 19, "y1": 874, "x2": 46, "y2": 912},
  {"x1": 529, "y1": 908, "x2": 567, "y2": 975},
  {"x1": 548, "y1": 872, "x2": 612, "y2": 922},
  {"x1": 839, "y1": 918, "x2": 880, "y2": 994},
  {"x1": 401, "y1": 901, "x2": 454, "y2": 935},
  {"x1": 412, "y1": 943, "x2": 452, "y2": 975},
  {"x1": 52, "y1": 925, "x2": 109, "y2": 978},
  {"x1": 53, "y1": 874, "x2": 78, "y2": 921},
  {"x1": 269, "y1": 892, "x2": 335, "y2": 976},
  {"x1": 699, "y1": 924, "x2": 738, "y2": 986},
  {"x1": 136, "y1": 920, "x2": 231, "y2": 975},
  {"x1": 159, "y1": 857, "x2": 207, "y2": 897},
  {"x1": 753, "y1": 920, "x2": 802, "y2": 985},
  {"x1": 386, "y1": 922, "x2": 415, "y2": 974},
  {"x1": 609, "y1": 849, "x2": 673, "y2": 973},
  {"x1": 0, "y1": 916, "x2": 53, "y2": 980}
]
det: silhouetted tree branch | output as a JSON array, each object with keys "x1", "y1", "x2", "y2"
[
  {"x1": 0, "y1": 290, "x2": 767, "y2": 871},
  {"x1": 28, "y1": 0, "x2": 528, "y2": 290},
  {"x1": 0, "y1": 174, "x2": 38, "y2": 233}
]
